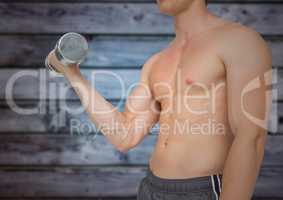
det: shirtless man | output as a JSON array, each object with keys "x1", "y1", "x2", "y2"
[{"x1": 47, "y1": 0, "x2": 272, "y2": 199}]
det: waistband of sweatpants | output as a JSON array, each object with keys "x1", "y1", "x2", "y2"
[{"x1": 144, "y1": 166, "x2": 223, "y2": 193}]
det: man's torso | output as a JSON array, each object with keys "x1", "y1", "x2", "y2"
[{"x1": 148, "y1": 21, "x2": 240, "y2": 179}]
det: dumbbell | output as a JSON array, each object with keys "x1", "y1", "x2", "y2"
[{"x1": 45, "y1": 32, "x2": 89, "y2": 76}]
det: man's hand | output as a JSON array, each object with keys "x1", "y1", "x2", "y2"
[{"x1": 46, "y1": 50, "x2": 80, "y2": 75}]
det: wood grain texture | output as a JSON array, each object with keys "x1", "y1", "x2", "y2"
[
  {"x1": 0, "y1": 166, "x2": 145, "y2": 197},
  {"x1": 0, "y1": 35, "x2": 282, "y2": 68},
  {"x1": 0, "y1": 3, "x2": 282, "y2": 35},
  {"x1": 0, "y1": 134, "x2": 281, "y2": 166},
  {"x1": 0, "y1": 0, "x2": 281, "y2": 199},
  {"x1": 2, "y1": 0, "x2": 283, "y2": 2},
  {"x1": 0, "y1": 199, "x2": 136, "y2": 200},
  {"x1": 0, "y1": 100, "x2": 125, "y2": 133},
  {"x1": 276, "y1": 70, "x2": 283, "y2": 100},
  {"x1": 0, "y1": 165, "x2": 281, "y2": 198},
  {"x1": 276, "y1": 102, "x2": 283, "y2": 133},
  {"x1": 0, "y1": 198, "x2": 274, "y2": 200},
  {"x1": 254, "y1": 166, "x2": 283, "y2": 198},
  {"x1": 0, "y1": 199, "x2": 275, "y2": 200},
  {"x1": 0, "y1": 134, "x2": 154, "y2": 165},
  {"x1": 0, "y1": 68, "x2": 140, "y2": 100}
]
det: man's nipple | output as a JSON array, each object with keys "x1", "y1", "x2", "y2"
[{"x1": 185, "y1": 77, "x2": 194, "y2": 85}]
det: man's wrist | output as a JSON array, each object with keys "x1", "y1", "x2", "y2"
[{"x1": 64, "y1": 65, "x2": 82, "y2": 79}]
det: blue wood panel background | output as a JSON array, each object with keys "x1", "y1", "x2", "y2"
[{"x1": 0, "y1": 0, "x2": 282, "y2": 199}]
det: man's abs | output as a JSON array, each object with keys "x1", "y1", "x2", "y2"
[
  {"x1": 148, "y1": 91, "x2": 234, "y2": 179},
  {"x1": 149, "y1": 116, "x2": 233, "y2": 179}
]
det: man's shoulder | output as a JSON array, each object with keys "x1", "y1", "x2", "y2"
[
  {"x1": 219, "y1": 21, "x2": 267, "y2": 49},
  {"x1": 218, "y1": 21, "x2": 271, "y2": 61},
  {"x1": 217, "y1": 21, "x2": 272, "y2": 71},
  {"x1": 142, "y1": 52, "x2": 162, "y2": 71},
  {"x1": 146, "y1": 52, "x2": 162, "y2": 65},
  {"x1": 140, "y1": 52, "x2": 162, "y2": 81}
]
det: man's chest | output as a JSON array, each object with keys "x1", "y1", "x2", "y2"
[{"x1": 148, "y1": 44, "x2": 226, "y2": 100}]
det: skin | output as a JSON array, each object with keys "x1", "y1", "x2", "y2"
[{"x1": 47, "y1": 0, "x2": 272, "y2": 199}]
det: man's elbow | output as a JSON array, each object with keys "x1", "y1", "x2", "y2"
[
  {"x1": 254, "y1": 129, "x2": 267, "y2": 153},
  {"x1": 116, "y1": 142, "x2": 137, "y2": 154},
  {"x1": 247, "y1": 128, "x2": 267, "y2": 166},
  {"x1": 250, "y1": 127, "x2": 267, "y2": 146},
  {"x1": 115, "y1": 135, "x2": 139, "y2": 154},
  {"x1": 237, "y1": 126, "x2": 267, "y2": 149},
  {"x1": 116, "y1": 145, "x2": 132, "y2": 154}
]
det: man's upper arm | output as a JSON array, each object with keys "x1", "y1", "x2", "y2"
[
  {"x1": 223, "y1": 28, "x2": 272, "y2": 136},
  {"x1": 121, "y1": 53, "x2": 161, "y2": 144}
]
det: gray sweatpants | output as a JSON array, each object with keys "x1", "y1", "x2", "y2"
[{"x1": 137, "y1": 167, "x2": 222, "y2": 200}]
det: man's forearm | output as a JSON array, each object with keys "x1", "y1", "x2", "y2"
[
  {"x1": 64, "y1": 68, "x2": 131, "y2": 150},
  {"x1": 220, "y1": 131, "x2": 266, "y2": 200}
]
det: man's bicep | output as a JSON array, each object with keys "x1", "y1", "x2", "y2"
[
  {"x1": 122, "y1": 53, "x2": 161, "y2": 135},
  {"x1": 123, "y1": 81, "x2": 158, "y2": 121}
]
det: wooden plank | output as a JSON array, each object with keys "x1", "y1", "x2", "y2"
[
  {"x1": 0, "y1": 3, "x2": 282, "y2": 35},
  {"x1": 0, "y1": 106, "x2": 47, "y2": 132},
  {"x1": 0, "y1": 35, "x2": 282, "y2": 68},
  {"x1": 0, "y1": 196, "x2": 274, "y2": 200},
  {"x1": 0, "y1": 35, "x2": 167, "y2": 68},
  {"x1": 271, "y1": 38, "x2": 283, "y2": 68},
  {"x1": 0, "y1": 68, "x2": 140, "y2": 100},
  {"x1": 253, "y1": 198, "x2": 283, "y2": 200},
  {"x1": 0, "y1": 165, "x2": 281, "y2": 198},
  {"x1": 0, "y1": 198, "x2": 274, "y2": 200},
  {"x1": 275, "y1": 102, "x2": 283, "y2": 133},
  {"x1": 269, "y1": 102, "x2": 278, "y2": 133},
  {"x1": 0, "y1": 100, "x2": 126, "y2": 133},
  {"x1": 0, "y1": 199, "x2": 136, "y2": 200},
  {"x1": 0, "y1": 134, "x2": 280, "y2": 166},
  {"x1": 0, "y1": 166, "x2": 145, "y2": 197},
  {"x1": 3, "y1": 0, "x2": 283, "y2": 2},
  {"x1": 254, "y1": 166, "x2": 283, "y2": 198},
  {"x1": 20, "y1": 198, "x2": 273, "y2": 200},
  {"x1": 263, "y1": 135, "x2": 283, "y2": 167},
  {"x1": 276, "y1": 70, "x2": 283, "y2": 101},
  {"x1": 0, "y1": 134, "x2": 155, "y2": 165}
]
